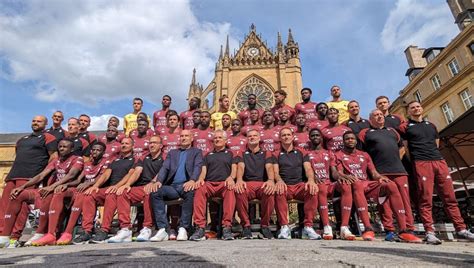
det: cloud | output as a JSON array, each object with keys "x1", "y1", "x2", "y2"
[
  {"x1": 381, "y1": 0, "x2": 458, "y2": 53},
  {"x1": 0, "y1": 0, "x2": 235, "y2": 107},
  {"x1": 87, "y1": 114, "x2": 124, "y2": 131}
]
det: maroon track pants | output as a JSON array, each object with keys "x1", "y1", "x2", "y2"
[
  {"x1": 235, "y1": 181, "x2": 275, "y2": 228},
  {"x1": 116, "y1": 186, "x2": 153, "y2": 229},
  {"x1": 274, "y1": 182, "x2": 318, "y2": 227},
  {"x1": 193, "y1": 181, "x2": 236, "y2": 228}
]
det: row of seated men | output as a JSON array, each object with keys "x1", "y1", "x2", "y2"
[{"x1": 0, "y1": 89, "x2": 473, "y2": 247}]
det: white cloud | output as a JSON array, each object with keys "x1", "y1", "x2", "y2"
[
  {"x1": 0, "y1": 0, "x2": 235, "y2": 107},
  {"x1": 381, "y1": 0, "x2": 459, "y2": 53},
  {"x1": 88, "y1": 114, "x2": 124, "y2": 131}
]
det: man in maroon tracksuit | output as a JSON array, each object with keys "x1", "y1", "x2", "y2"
[
  {"x1": 399, "y1": 101, "x2": 474, "y2": 244},
  {"x1": 294, "y1": 87, "x2": 317, "y2": 125}
]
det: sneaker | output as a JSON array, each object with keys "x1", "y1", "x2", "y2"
[
  {"x1": 362, "y1": 230, "x2": 375, "y2": 241},
  {"x1": 385, "y1": 231, "x2": 400, "y2": 242},
  {"x1": 425, "y1": 232, "x2": 442, "y2": 245},
  {"x1": 56, "y1": 233, "x2": 73, "y2": 245},
  {"x1": 72, "y1": 232, "x2": 92, "y2": 245},
  {"x1": 278, "y1": 225, "x2": 291, "y2": 239},
  {"x1": 108, "y1": 228, "x2": 132, "y2": 243},
  {"x1": 241, "y1": 227, "x2": 252, "y2": 239},
  {"x1": 323, "y1": 225, "x2": 333, "y2": 240},
  {"x1": 90, "y1": 229, "x2": 109, "y2": 244},
  {"x1": 222, "y1": 227, "x2": 234, "y2": 240},
  {"x1": 7, "y1": 239, "x2": 21, "y2": 248},
  {"x1": 261, "y1": 227, "x2": 274, "y2": 239},
  {"x1": 177, "y1": 227, "x2": 188, "y2": 241},
  {"x1": 398, "y1": 232, "x2": 422, "y2": 243},
  {"x1": 457, "y1": 229, "x2": 474, "y2": 241},
  {"x1": 340, "y1": 226, "x2": 355, "y2": 240},
  {"x1": 32, "y1": 233, "x2": 57, "y2": 246},
  {"x1": 302, "y1": 226, "x2": 322, "y2": 240},
  {"x1": 136, "y1": 227, "x2": 152, "y2": 242},
  {"x1": 169, "y1": 229, "x2": 177, "y2": 240},
  {"x1": 0, "y1": 236, "x2": 10, "y2": 248},
  {"x1": 189, "y1": 227, "x2": 206, "y2": 241},
  {"x1": 24, "y1": 233, "x2": 44, "y2": 247},
  {"x1": 150, "y1": 228, "x2": 169, "y2": 242}
]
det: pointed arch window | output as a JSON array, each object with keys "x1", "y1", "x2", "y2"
[{"x1": 232, "y1": 76, "x2": 274, "y2": 112}]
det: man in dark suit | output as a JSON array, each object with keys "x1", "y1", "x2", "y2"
[{"x1": 149, "y1": 129, "x2": 203, "y2": 241}]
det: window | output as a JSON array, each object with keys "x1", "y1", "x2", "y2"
[
  {"x1": 469, "y1": 42, "x2": 474, "y2": 55},
  {"x1": 414, "y1": 90, "x2": 422, "y2": 103},
  {"x1": 447, "y1": 58, "x2": 460, "y2": 76},
  {"x1": 459, "y1": 89, "x2": 473, "y2": 110},
  {"x1": 426, "y1": 53, "x2": 436, "y2": 63},
  {"x1": 430, "y1": 74, "x2": 442, "y2": 90},
  {"x1": 441, "y1": 102, "x2": 455, "y2": 124}
]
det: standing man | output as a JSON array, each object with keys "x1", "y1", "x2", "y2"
[
  {"x1": 67, "y1": 117, "x2": 90, "y2": 157},
  {"x1": 98, "y1": 116, "x2": 125, "y2": 143},
  {"x1": 149, "y1": 130, "x2": 203, "y2": 241},
  {"x1": 180, "y1": 97, "x2": 201, "y2": 130},
  {"x1": 241, "y1": 109, "x2": 263, "y2": 136},
  {"x1": 102, "y1": 126, "x2": 121, "y2": 161},
  {"x1": 0, "y1": 116, "x2": 57, "y2": 248},
  {"x1": 271, "y1": 90, "x2": 295, "y2": 124},
  {"x1": 238, "y1": 94, "x2": 262, "y2": 126},
  {"x1": 259, "y1": 111, "x2": 280, "y2": 153},
  {"x1": 274, "y1": 109, "x2": 297, "y2": 133},
  {"x1": 295, "y1": 88, "x2": 318, "y2": 125},
  {"x1": 399, "y1": 101, "x2": 474, "y2": 244},
  {"x1": 210, "y1": 95, "x2": 237, "y2": 130},
  {"x1": 124, "y1": 97, "x2": 144, "y2": 136},
  {"x1": 192, "y1": 111, "x2": 214, "y2": 156},
  {"x1": 273, "y1": 128, "x2": 320, "y2": 239},
  {"x1": 293, "y1": 113, "x2": 309, "y2": 150},
  {"x1": 226, "y1": 119, "x2": 247, "y2": 156},
  {"x1": 221, "y1": 114, "x2": 232, "y2": 133},
  {"x1": 327, "y1": 85, "x2": 349, "y2": 124},
  {"x1": 308, "y1": 102, "x2": 329, "y2": 130},
  {"x1": 79, "y1": 114, "x2": 97, "y2": 144},
  {"x1": 190, "y1": 130, "x2": 238, "y2": 241},
  {"x1": 234, "y1": 129, "x2": 275, "y2": 239},
  {"x1": 375, "y1": 96, "x2": 405, "y2": 129},
  {"x1": 132, "y1": 119, "x2": 153, "y2": 160},
  {"x1": 46, "y1": 111, "x2": 67, "y2": 140},
  {"x1": 153, "y1": 95, "x2": 172, "y2": 129},
  {"x1": 345, "y1": 100, "x2": 370, "y2": 150},
  {"x1": 161, "y1": 114, "x2": 182, "y2": 159},
  {"x1": 321, "y1": 108, "x2": 351, "y2": 152}
]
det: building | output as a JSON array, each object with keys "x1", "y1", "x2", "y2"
[
  {"x1": 188, "y1": 24, "x2": 303, "y2": 112},
  {"x1": 390, "y1": 0, "x2": 474, "y2": 130}
]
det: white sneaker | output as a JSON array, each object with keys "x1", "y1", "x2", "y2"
[
  {"x1": 150, "y1": 228, "x2": 169, "y2": 242},
  {"x1": 340, "y1": 226, "x2": 355, "y2": 240},
  {"x1": 108, "y1": 228, "x2": 132, "y2": 243},
  {"x1": 278, "y1": 225, "x2": 292, "y2": 239},
  {"x1": 7, "y1": 239, "x2": 21, "y2": 248},
  {"x1": 323, "y1": 225, "x2": 333, "y2": 240},
  {"x1": 302, "y1": 226, "x2": 322, "y2": 240},
  {"x1": 136, "y1": 227, "x2": 152, "y2": 242},
  {"x1": 177, "y1": 227, "x2": 188, "y2": 241},
  {"x1": 0, "y1": 236, "x2": 10, "y2": 248},
  {"x1": 425, "y1": 232, "x2": 442, "y2": 245},
  {"x1": 457, "y1": 229, "x2": 474, "y2": 241},
  {"x1": 24, "y1": 233, "x2": 44, "y2": 247}
]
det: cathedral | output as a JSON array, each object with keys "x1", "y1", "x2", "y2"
[{"x1": 188, "y1": 24, "x2": 303, "y2": 112}]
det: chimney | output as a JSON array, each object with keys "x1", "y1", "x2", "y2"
[{"x1": 404, "y1": 45, "x2": 427, "y2": 69}]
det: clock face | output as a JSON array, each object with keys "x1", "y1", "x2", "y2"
[{"x1": 247, "y1": 47, "x2": 259, "y2": 57}]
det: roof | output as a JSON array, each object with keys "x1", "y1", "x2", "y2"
[
  {"x1": 421, "y1": 47, "x2": 445, "y2": 58},
  {"x1": 405, "y1": 67, "x2": 424, "y2": 77}
]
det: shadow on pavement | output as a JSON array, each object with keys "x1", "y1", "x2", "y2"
[
  {"x1": 0, "y1": 246, "x2": 224, "y2": 267},
  {"x1": 326, "y1": 246, "x2": 474, "y2": 266}
]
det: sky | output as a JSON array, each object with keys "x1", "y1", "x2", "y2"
[{"x1": 0, "y1": 0, "x2": 459, "y2": 133}]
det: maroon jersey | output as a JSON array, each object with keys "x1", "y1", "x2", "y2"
[
  {"x1": 83, "y1": 157, "x2": 110, "y2": 183},
  {"x1": 153, "y1": 109, "x2": 168, "y2": 129},
  {"x1": 129, "y1": 128, "x2": 154, "y2": 139},
  {"x1": 259, "y1": 127, "x2": 280, "y2": 152},
  {"x1": 334, "y1": 149, "x2": 376, "y2": 181},
  {"x1": 308, "y1": 119, "x2": 329, "y2": 131},
  {"x1": 295, "y1": 101, "x2": 318, "y2": 124},
  {"x1": 238, "y1": 108, "x2": 263, "y2": 126},
  {"x1": 241, "y1": 124, "x2": 263, "y2": 136},
  {"x1": 271, "y1": 104, "x2": 296, "y2": 123},
  {"x1": 274, "y1": 124, "x2": 297, "y2": 134},
  {"x1": 322, "y1": 125, "x2": 351, "y2": 151},
  {"x1": 226, "y1": 134, "x2": 248, "y2": 156},
  {"x1": 46, "y1": 154, "x2": 84, "y2": 184},
  {"x1": 98, "y1": 132, "x2": 125, "y2": 144},
  {"x1": 161, "y1": 128, "x2": 181, "y2": 158},
  {"x1": 180, "y1": 109, "x2": 197, "y2": 130},
  {"x1": 133, "y1": 135, "x2": 151, "y2": 159},
  {"x1": 79, "y1": 131, "x2": 97, "y2": 144},
  {"x1": 192, "y1": 128, "x2": 214, "y2": 155},
  {"x1": 304, "y1": 148, "x2": 334, "y2": 181},
  {"x1": 104, "y1": 140, "x2": 121, "y2": 161},
  {"x1": 293, "y1": 131, "x2": 309, "y2": 151}
]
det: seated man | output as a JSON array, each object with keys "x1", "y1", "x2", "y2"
[
  {"x1": 75, "y1": 137, "x2": 137, "y2": 244},
  {"x1": 334, "y1": 131, "x2": 421, "y2": 242},
  {"x1": 273, "y1": 128, "x2": 319, "y2": 240},
  {"x1": 107, "y1": 135, "x2": 165, "y2": 243},
  {"x1": 149, "y1": 130, "x2": 203, "y2": 241},
  {"x1": 0, "y1": 139, "x2": 83, "y2": 247},
  {"x1": 190, "y1": 130, "x2": 237, "y2": 241},
  {"x1": 234, "y1": 129, "x2": 275, "y2": 239}
]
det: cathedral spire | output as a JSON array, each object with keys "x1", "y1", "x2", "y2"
[
  {"x1": 277, "y1": 32, "x2": 283, "y2": 52},
  {"x1": 225, "y1": 35, "x2": 230, "y2": 57},
  {"x1": 191, "y1": 68, "x2": 196, "y2": 85},
  {"x1": 219, "y1": 45, "x2": 223, "y2": 60},
  {"x1": 287, "y1": 28, "x2": 294, "y2": 45}
]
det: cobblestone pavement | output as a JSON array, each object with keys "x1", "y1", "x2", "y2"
[{"x1": 1, "y1": 239, "x2": 474, "y2": 267}]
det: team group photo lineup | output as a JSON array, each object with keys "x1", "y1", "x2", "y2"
[{"x1": 1, "y1": 84, "x2": 473, "y2": 249}]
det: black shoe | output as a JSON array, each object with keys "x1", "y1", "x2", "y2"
[
  {"x1": 189, "y1": 228, "x2": 206, "y2": 241},
  {"x1": 242, "y1": 227, "x2": 252, "y2": 239},
  {"x1": 72, "y1": 232, "x2": 92, "y2": 245},
  {"x1": 90, "y1": 229, "x2": 109, "y2": 244},
  {"x1": 222, "y1": 227, "x2": 234, "y2": 240},
  {"x1": 261, "y1": 227, "x2": 274, "y2": 239}
]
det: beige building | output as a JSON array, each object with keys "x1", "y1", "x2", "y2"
[
  {"x1": 390, "y1": 1, "x2": 474, "y2": 130},
  {"x1": 188, "y1": 24, "x2": 303, "y2": 112}
]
